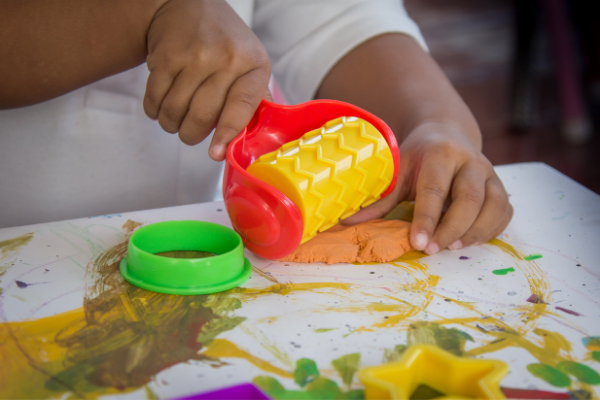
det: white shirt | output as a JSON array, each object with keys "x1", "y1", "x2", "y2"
[{"x1": 0, "y1": 0, "x2": 425, "y2": 228}]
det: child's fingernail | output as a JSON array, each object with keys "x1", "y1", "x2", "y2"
[
  {"x1": 448, "y1": 240, "x2": 463, "y2": 250},
  {"x1": 210, "y1": 144, "x2": 225, "y2": 160},
  {"x1": 425, "y1": 242, "x2": 439, "y2": 255},
  {"x1": 414, "y1": 233, "x2": 428, "y2": 250}
]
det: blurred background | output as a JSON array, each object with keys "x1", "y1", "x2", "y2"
[{"x1": 405, "y1": 0, "x2": 600, "y2": 194}]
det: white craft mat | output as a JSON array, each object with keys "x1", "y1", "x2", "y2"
[{"x1": 1, "y1": 162, "x2": 599, "y2": 399}]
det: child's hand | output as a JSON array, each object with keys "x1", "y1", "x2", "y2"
[
  {"x1": 342, "y1": 123, "x2": 513, "y2": 254},
  {"x1": 316, "y1": 33, "x2": 513, "y2": 254},
  {"x1": 143, "y1": 0, "x2": 271, "y2": 161}
]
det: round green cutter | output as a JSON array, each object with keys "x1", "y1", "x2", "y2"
[{"x1": 120, "y1": 220, "x2": 251, "y2": 295}]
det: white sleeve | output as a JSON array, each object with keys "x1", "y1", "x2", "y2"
[{"x1": 253, "y1": 0, "x2": 428, "y2": 105}]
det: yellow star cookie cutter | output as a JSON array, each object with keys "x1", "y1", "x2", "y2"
[{"x1": 358, "y1": 345, "x2": 508, "y2": 399}]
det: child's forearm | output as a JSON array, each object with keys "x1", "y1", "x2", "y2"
[
  {"x1": 316, "y1": 33, "x2": 482, "y2": 150},
  {"x1": 0, "y1": 0, "x2": 167, "y2": 108},
  {"x1": 317, "y1": 33, "x2": 512, "y2": 255}
]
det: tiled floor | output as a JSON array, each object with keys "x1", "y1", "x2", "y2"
[{"x1": 405, "y1": 0, "x2": 600, "y2": 194}]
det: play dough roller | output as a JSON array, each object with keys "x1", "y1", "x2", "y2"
[
  {"x1": 223, "y1": 99, "x2": 399, "y2": 260},
  {"x1": 246, "y1": 117, "x2": 394, "y2": 244}
]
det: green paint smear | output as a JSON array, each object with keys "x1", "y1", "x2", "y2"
[
  {"x1": 524, "y1": 254, "x2": 543, "y2": 261},
  {"x1": 197, "y1": 315, "x2": 246, "y2": 344},
  {"x1": 332, "y1": 353, "x2": 360, "y2": 387},
  {"x1": 45, "y1": 363, "x2": 97, "y2": 393},
  {"x1": 492, "y1": 267, "x2": 515, "y2": 275},
  {"x1": 527, "y1": 363, "x2": 571, "y2": 387},
  {"x1": 255, "y1": 356, "x2": 365, "y2": 400},
  {"x1": 0, "y1": 232, "x2": 34, "y2": 276},
  {"x1": 408, "y1": 322, "x2": 473, "y2": 356},
  {"x1": 557, "y1": 361, "x2": 600, "y2": 385},
  {"x1": 592, "y1": 351, "x2": 600, "y2": 363},
  {"x1": 314, "y1": 328, "x2": 337, "y2": 333},
  {"x1": 394, "y1": 344, "x2": 408, "y2": 353},
  {"x1": 384, "y1": 344, "x2": 408, "y2": 363},
  {"x1": 410, "y1": 384, "x2": 445, "y2": 400},
  {"x1": 294, "y1": 359, "x2": 320, "y2": 387},
  {"x1": 197, "y1": 297, "x2": 246, "y2": 345},
  {"x1": 253, "y1": 376, "x2": 363, "y2": 400}
]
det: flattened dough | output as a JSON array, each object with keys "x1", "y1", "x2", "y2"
[{"x1": 279, "y1": 219, "x2": 412, "y2": 264}]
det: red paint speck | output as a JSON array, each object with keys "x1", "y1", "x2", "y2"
[
  {"x1": 502, "y1": 387, "x2": 570, "y2": 399},
  {"x1": 555, "y1": 306, "x2": 582, "y2": 316}
]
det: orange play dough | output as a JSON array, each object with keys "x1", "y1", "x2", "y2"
[{"x1": 279, "y1": 219, "x2": 412, "y2": 264}]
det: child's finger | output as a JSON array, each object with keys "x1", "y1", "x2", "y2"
[
  {"x1": 467, "y1": 202, "x2": 513, "y2": 247},
  {"x1": 157, "y1": 69, "x2": 207, "y2": 134},
  {"x1": 339, "y1": 188, "x2": 399, "y2": 226},
  {"x1": 452, "y1": 176, "x2": 511, "y2": 248},
  {"x1": 428, "y1": 164, "x2": 486, "y2": 253},
  {"x1": 143, "y1": 69, "x2": 177, "y2": 121},
  {"x1": 263, "y1": 87, "x2": 273, "y2": 102},
  {"x1": 410, "y1": 158, "x2": 455, "y2": 252},
  {"x1": 489, "y1": 203, "x2": 513, "y2": 241},
  {"x1": 209, "y1": 69, "x2": 269, "y2": 161},
  {"x1": 178, "y1": 72, "x2": 232, "y2": 146}
]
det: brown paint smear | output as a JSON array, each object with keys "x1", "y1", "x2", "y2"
[
  {"x1": 121, "y1": 220, "x2": 142, "y2": 233},
  {"x1": 280, "y1": 219, "x2": 412, "y2": 264},
  {"x1": 1, "y1": 219, "x2": 345, "y2": 398}
]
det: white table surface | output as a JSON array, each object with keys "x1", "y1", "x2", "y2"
[{"x1": 1, "y1": 162, "x2": 599, "y2": 399}]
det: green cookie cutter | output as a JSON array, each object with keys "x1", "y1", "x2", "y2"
[{"x1": 120, "y1": 220, "x2": 251, "y2": 295}]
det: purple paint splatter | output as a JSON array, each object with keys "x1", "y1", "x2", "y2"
[
  {"x1": 526, "y1": 294, "x2": 544, "y2": 304},
  {"x1": 14, "y1": 280, "x2": 48, "y2": 289},
  {"x1": 459, "y1": 256, "x2": 470, "y2": 260},
  {"x1": 555, "y1": 307, "x2": 582, "y2": 316}
]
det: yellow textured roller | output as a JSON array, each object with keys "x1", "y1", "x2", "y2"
[{"x1": 246, "y1": 116, "x2": 394, "y2": 244}]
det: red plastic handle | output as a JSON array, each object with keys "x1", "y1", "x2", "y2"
[{"x1": 224, "y1": 99, "x2": 399, "y2": 260}]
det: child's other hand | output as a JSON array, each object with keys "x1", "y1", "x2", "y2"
[
  {"x1": 342, "y1": 123, "x2": 513, "y2": 254},
  {"x1": 143, "y1": 0, "x2": 271, "y2": 161}
]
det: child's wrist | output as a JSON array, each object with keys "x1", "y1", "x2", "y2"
[{"x1": 399, "y1": 118, "x2": 482, "y2": 151}]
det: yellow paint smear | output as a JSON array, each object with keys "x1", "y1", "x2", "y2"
[
  {"x1": 0, "y1": 308, "x2": 84, "y2": 398},
  {"x1": 347, "y1": 257, "x2": 440, "y2": 331},
  {"x1": 251, "y1": 266, "x2": 280, "y2": 284},
  {"x1": 1, "y1": 230, "x2": 589, "y2": 398},
  {"x1": 240, "y1": 325, "x2": 294, "y2": 369},
  {"x1": 204, "y1": 339, "x2": 293, "y2": 379},
  {"x1": 234, "y1": 282, "x2": 352, "y2": 299},
  {"x1": 487, "y1": 239, "x2": 550, "y2": 301},
  {"x1": 355, "y1": 250, "x2": 426, "y2": 265},
  {"x1": 344, "y1": 237, "x2": 583, "y2": 394},
  {"x1": 485, "y1": 239, "x2": 552, "y2": 333},
  {"x1": 393, "y1": 250, "x2": 428, "y2": 262},
  {"x1": 0, "y1": 308, "x2": 139, "y2": 399}
]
